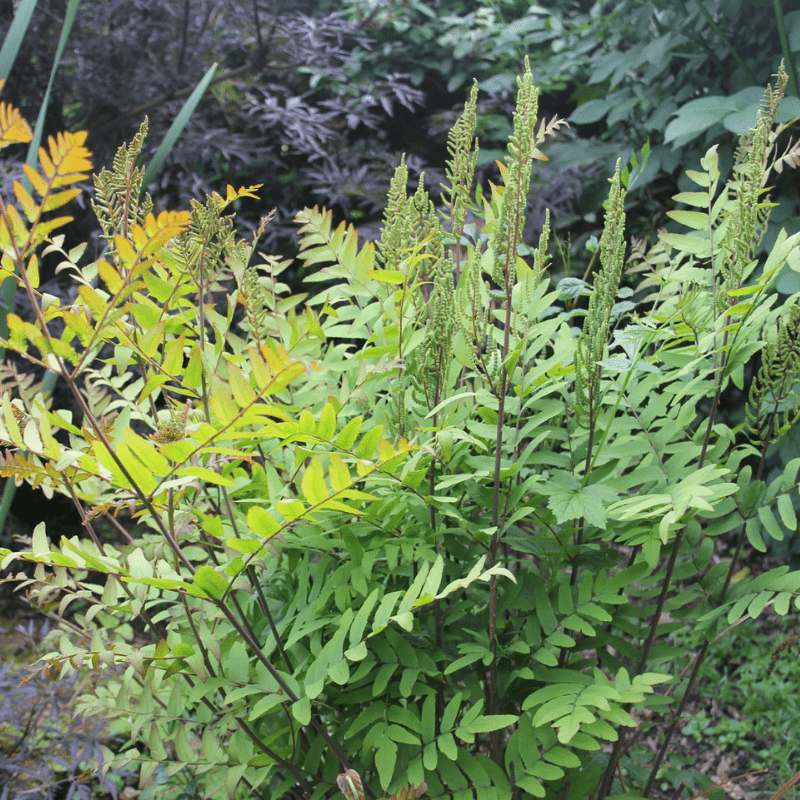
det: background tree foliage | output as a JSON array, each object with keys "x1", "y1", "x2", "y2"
[
  {"x1": 2, "y1": 2, "x2": 800, "y2": 799},
  {"x1": 2, "y1": 0, "x2": 798, "y2": 257}
]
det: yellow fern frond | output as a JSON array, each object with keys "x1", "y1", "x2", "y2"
[
  {"x1": 225, "y1": 184, "x2": 262, "y2": 204},
  {"x1": 37, "y1": 130, "x2": 92, "y2": 185},
  {"x1": 21, "y1": 130, "x2": 91, "y2": 212},
  {"x1": 0, "y1": 202, "x2": 30, "y2": 255},
  {"x1": 137, "y1": 210, "x2": 192, "y2": 251},
  {"x1": 0, "y1": 450, "x2": 50, "y2": 490},
  {"x1": 13, "y1": 181, "x2": 39, "y2": 222},
  {"x1": 0, "y1": 102, "x2": 33, "y2": 148},
  {"x1": 0, "y1": 130, "x2": 93, "y2": 259},
  {"x1": 114, "y1": 211, "x2": 192, "y2": 277}
]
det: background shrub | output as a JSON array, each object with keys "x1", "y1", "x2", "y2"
[{"x1": 4, "y1": 0, "x2": 798, "y2": 275}]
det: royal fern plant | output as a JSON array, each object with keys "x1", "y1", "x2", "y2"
[{"x1": 1, "y1": 61, "x2": 800, "y2": 800}]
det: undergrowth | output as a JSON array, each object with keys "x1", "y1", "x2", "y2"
[{"x1": 677, "y1": 611, "x2": 800, "y2": 797}]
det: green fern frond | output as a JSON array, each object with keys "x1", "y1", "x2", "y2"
[
  {"x1": 490, "y1": 56, "x2": 567, "y2": 291},
  {"x1": 377, "y1": 157, "x2": 412, "y2": 274},
  {"x1": 491, "y1": 58, "x2": 540, "y2": 288},
  {"x1": 575, "y1": 161, "x2": 627, "y2": 423},
  {"x1": 174, "y1": 193, "x2": 237, "y2": 285},
  {"x1": 530, "y1": 208, "x2": 551, "y2": 296},
  {"x1": 746, "y1": 304, "x2": 800, "y2": 445},
  {"x1": 296, "y1": 205, "x2": 376, "y2": 286},
  {"x1": 92, "y1": 119, "x2": 153, "y2": 254},
  {"x1": 455, "y1": 244, "x2": 489, "y2": 374},
  {"x1": 441, "y1": 81, "x2": 479, "y2": 242},
  {"x1": 238, "y1": 252, "x2": 296, "y2": 347},
  {"x1": 722, "y1": 64, "x2": 789, "y2": 294},
  {"x1": 773, "y1": 135, "x2": 800, "y2": 174},
  {"x1": 404, "y1": 176, "x2": 457, "y2": 411}
]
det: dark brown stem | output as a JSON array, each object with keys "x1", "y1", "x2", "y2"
[
  {"x1": 598, "y1": 355, "x2": 726, "y2": 798},
  {"x1": 769, "y1": 766, "x2": 800, "y2": 800},
  {"x1": 641, "y1": 426, "x2": 770, "y2": 797},
  {"x1": 429, "y1": 449, "x2": 445, "y2": 722},
  {"x1": 638, "y1": 341, "x2": 737, "y2": 795},
  {"x1": 488, "y1": 187, "x2": 522, "y2": 763},
  {"x1": 643, "y1": 649, "x2": 704, "y2": 796}
]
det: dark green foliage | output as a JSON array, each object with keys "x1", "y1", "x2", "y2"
[
  {"x1": 563, "y1": 0, "x2": 800, "y2": 250},
  {"x1": 328, "y1": 0, "x2": 800, "y2": 256}
]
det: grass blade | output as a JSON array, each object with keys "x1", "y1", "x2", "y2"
[
  {"x1": 0, "y1": 0, "x2": 39, "y2": 86},
  {"x1": 142, "y1": 62, "x2": 219, "y2": 188}
]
